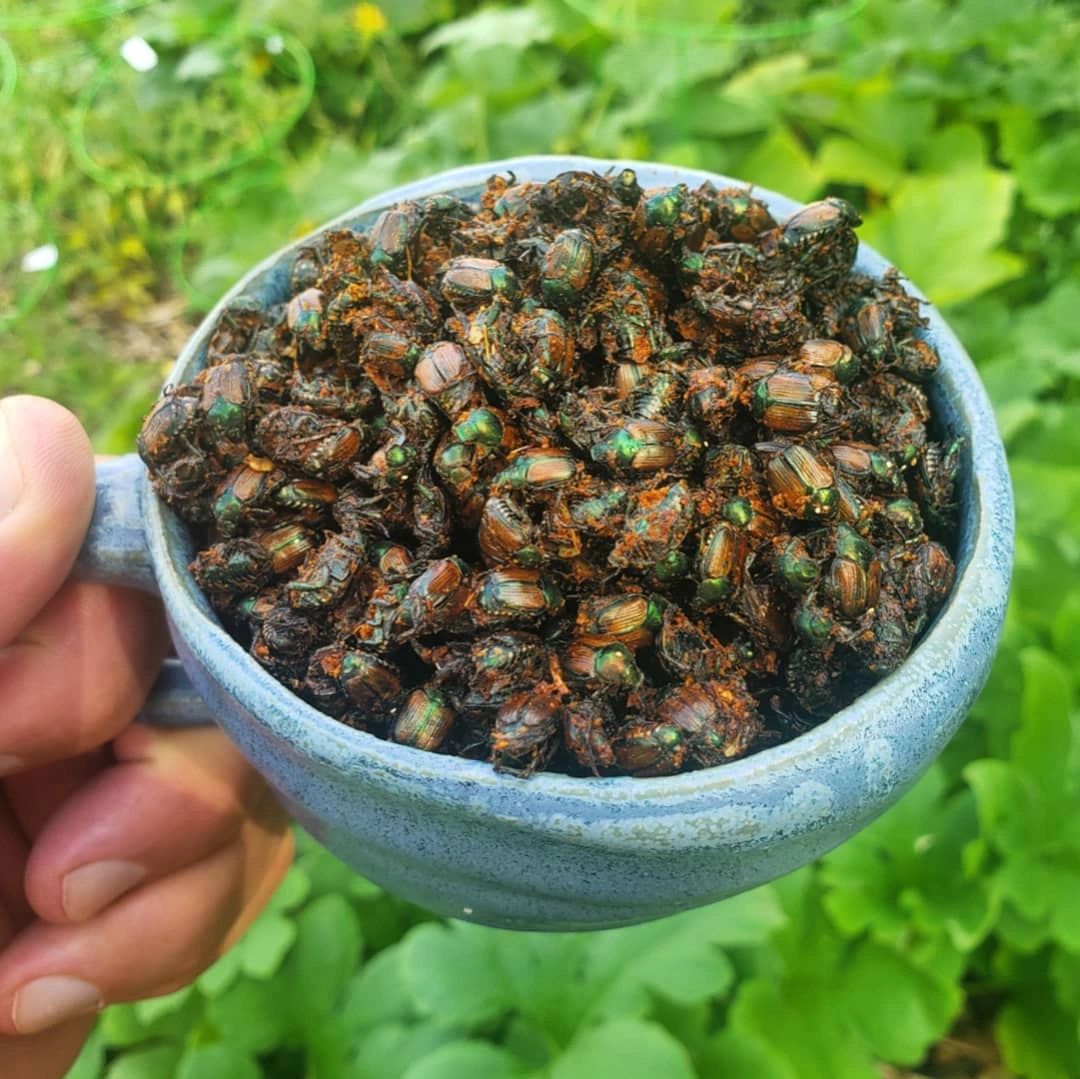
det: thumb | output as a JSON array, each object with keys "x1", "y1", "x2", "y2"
[{"x1": 0, "y1": 397, "x2": 95, "y2": 648}]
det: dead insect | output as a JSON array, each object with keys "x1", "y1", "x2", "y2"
[
  {"x1": 491, "y1": 683, "x2": 564, "y2": 774},
  {"x1": 469, "y1": 568, "x2": 565, "y2": 626},
  {"x1": 392, "y1": 687, "x2": 457, "y2": 751},
  {"x1": 286, "y1": 534, "x2": 367, "y2": 611}
]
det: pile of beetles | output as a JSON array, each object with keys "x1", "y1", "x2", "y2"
[{"x1": 138, "y1": 169, "x2": 959, "y2": 778}]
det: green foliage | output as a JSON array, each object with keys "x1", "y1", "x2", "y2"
[{"x1": 6, "y1": 1, "x2": 1080, "y2": 1076}]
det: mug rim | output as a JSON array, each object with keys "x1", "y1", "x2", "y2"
[{"x1": 145, "y1": 154, "x2": 1013, "y2": 811}]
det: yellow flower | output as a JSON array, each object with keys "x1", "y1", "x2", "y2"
[{"x1": 353, "y1": 3, "x2": 388, "y2": 39}]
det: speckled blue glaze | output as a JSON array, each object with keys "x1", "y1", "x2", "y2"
[{"x1": 79, "y1": 157, "x2": 1013, "y2": 930}]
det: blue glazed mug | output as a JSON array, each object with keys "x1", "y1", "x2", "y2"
[{"x1": 75, "y1": 157, "x2": 1014, "y2": 931}]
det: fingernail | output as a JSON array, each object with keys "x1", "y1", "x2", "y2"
[
  {"x1": 0, "y1": 755, "x2": 24, "y2": 777},
  {"x1": 62, "y1": 860, "x2": 146, "y2": 922},
  {"x1": 0, "y1": 402, "x2": 25, "y2": 518},
  {"x1": 11, "y1": 975, "x2": 102, "y2": 1034}
]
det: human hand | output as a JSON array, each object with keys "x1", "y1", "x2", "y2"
[{"x1": 0, "y1": 396, "x2": 294, "y2": 1079}]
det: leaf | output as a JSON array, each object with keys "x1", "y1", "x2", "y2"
[
  {"x1": 551, "y1": 1019, "x2": 695, "y2": 1079},
  {"x1": 1051, "y1": 591, "x2": 1080, "y2": 686},
  {"x1": 997, "y1": 986, "x2": 1080, "y2": 1079},
  {"x1": 283, "y1": 893, "x2": 362, "y2": 1028},
  {"x1": 1016, "y1": 131, "x2": 1080, "y2": 217},
  {"x1": 176, "y1": 1046, "x2": 260, "y2": 1079},
  {"x1": 816, "y1": 136, "x2": 903, "y2": 193},
  {"x1": 738, "y1": 125, "x2": 821, "y2": 202},
  {"x1": 349, "y1": 1022, "x2": 465, "y2": 1079},
  {"x1": 577, "y1": 897, "x2": 767, "y2": 1021},
  {"x1": 700, "y1": 1028, "x2": 797, "y2": 1079},
  {"x1": 918, "y1": 123, "x2": 989, "y2": 173},
  {"x1": 964, "y1": 759, "x2": 1034, "y2": 855},
  {"x1": 266, "y1": 863, "x2": 312, "y2": 913},
  {"x1": 196, "y1": 945, "x2": 243, "y2": 998},
  {"x1": 423, "y1": 8, "x2": 553, "y2": 59},
  {"x1": 483, "y1": 887, "x2": 782, "y2": 1046},
  {"x1": 728, "y1": 978, "x2": 876, "y2": 1079},
  {"x1": 1012, "y1": 647, "x2": 1073, "y2": 799},
  {"x1": 205, "y1": 976, "x2": 293, "y2": 1055},
  {"x1": 835, "y1": 940, "x2": 962, "y2": 1065},
  {"x1": 132, "y1": 985, "x2": 194, "y2": 1025},
  {"x1": 402, "y1": 922, "x2": 510, "y2": 1028},
  {"x1": 858, "y1": 167, "x2": 1023, "y2": 306},
  {"x1": 404, "y1": 1041, "x2": 526, "y2": 1079},
  {"x1": 343, "y1": 946, "x2": 419, "y2": 1034},
  {"x1": 240, "y1": 912, "x2": 297, "y2": 979},
  {"x1": 104, "y1": 1046, "x2": 184, "y2": 1079}
]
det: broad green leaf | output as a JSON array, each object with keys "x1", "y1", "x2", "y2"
[
  {"x1": 965, "y1": 760, "x2": 1035, "y2": 854},
  {"x1": 205, "y1": 976, "x2": 293, "y2": 1055},
  {"x1": 489, "y1": 932, "x2": 588, "y2": 1045},
  {"x1": 1012, "y1": 647, "x2": 1072, "y2": 797},
  {"x1": 816, "y1": 135, "x2": 902, "y2": 193},
  {"x1": 1048, "y1": 868, "x2": 1080, "y2": 953},
  {"x1": 266, "y1": 863, "x2": 312, "y2": 913},
  {"x1": 548, "y1": 888, "x2": 782, "y2": 1035},
  {"x1": 836, "y1": 940, "x2": 962, "y2": 1065},
  {"x1": 176, "y1": 1046, "x2": 260, "y2": 1079},
  {"x1": 580, "y1": 913, "x2": 736, "y2": 1021},
  {"x1": 196, "y1": 945, "x2": 243, "y2": 998},
  {"x1": 349, "y1": 1022, "x2": 465, "y2": 1079},
  {"x1": 997, "y1": 986, "x2": 1080, "y2": 1079},
  {"x1": 1017, "y1": 131, "x2": 1080, "y2": 217},
  {"x1": 723, "y1": 53, "x2": 811, "y2": 105},
  {"x1": 700, "y1": 1028, "x2": 797, "y2": 1079},
  {"x1": 99, "y1": 996, "x2": 200, "y2": 1049},
  {"x1": 402, "y1": 922, "x2": 510, "y2": 1028},
  {"x1": 817, "y1": 78, "x2": 935, "y2": 159},
  {"x1": 297, "y1": 828, "x2": 382, "y2": 900},
  {"x1": 995, "y1": 851, "x2": 1053, "y2": 921},
  {"x1": 404, "y1": 1041, "x2": 526, "y2": 1079},
  {"x1": 131, "y1": 985, "x2": 194, "y2": 1025},
  {"x1": 104, "y1": 1046, "x2": 184, "y2": 1079},
  {"x1": 240, "y1": 912, "x2": 297, "y2": 979},
  {"x1": 995, "y1": 902, "x2": 1053, "y2": 954},
  {"x1": 343, "y1": 946, "x2": 421, "y2": 1034},
  {"x1": 738, "y1": 125, "x2": 821, "y2": 201},
  {"x1": 1051, "y1": 592, "x2": 1080, "y2": 686},
  {"x1": 1050, "y1": 948, "x2": 1080, "y2": 1014},
  {"x1": 284, "y1": 893, "x2": 363, "y2": 1028},
  {"x1": 859, "y1": 168, "x2": 1023, "y2": 306},
  {"x1": 729, "y1": 978, "x2": 876, "y2": 1079},
  {"x1": 551, "y1": 1019, "x2": 695, "y2": 1079},
  {"x1": 918, "y1": 123, "x2": 988, "y2": 173}
]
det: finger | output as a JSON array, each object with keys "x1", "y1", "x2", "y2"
[
  {"x1": 0, "y1": 814, "x2": 293, "y2": 1036},
  {"x1": 23, "y1": 726, "x2": 274, "y2": 924},
  {"x1": 0, "y1": 581, "x2": 169, "y2": 774},
  {"x1": 0, "y1": 1017, "x2": 95, "y2": 1079},
  {"x1": 4, "y1": 754, "x2": 107, "y2": 842},
  {"x1": 0, "y1": 811, "x2": 94, "y2": 1079},
  {"x1": 0, "y1": 798, "x2": 30, "y2": 926},
  {"x1": 0, "y1": 396, "x2": 94, "y2": 652}
]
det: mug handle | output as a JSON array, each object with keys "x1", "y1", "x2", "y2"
[{"x1": 74, "y1": 455, "x2": 214, "y2": 728}]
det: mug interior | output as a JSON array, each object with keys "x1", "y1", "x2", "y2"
[{"x1": 146, "y1": 156, "x2": 1011, "y2": 808}]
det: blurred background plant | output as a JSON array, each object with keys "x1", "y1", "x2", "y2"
[{"x1": 2, "y1": 1, "x2": 1079, "y2": 1076}]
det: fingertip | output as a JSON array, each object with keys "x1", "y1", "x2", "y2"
[
  {"x1": 0, "y1": 396, "x2": 95, "y2": 646},
  {"x1": 0, "y1": 396, "x2": 94, "y2": 516}
]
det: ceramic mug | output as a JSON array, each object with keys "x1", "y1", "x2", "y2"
[{"x1": 75, "y1": 156, "x2": 1014, "y2": 931}]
